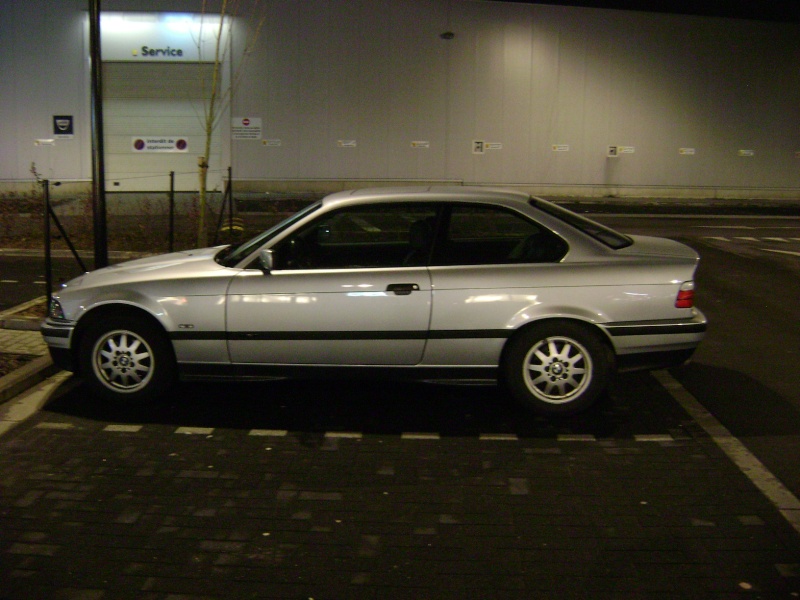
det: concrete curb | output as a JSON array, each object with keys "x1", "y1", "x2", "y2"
[
  {"x1": 0, "y1": 296, "x2": 60, "y2": 406},
  {"x1": 0, "y1": 354, "x2": 60, "y2": 406},
  {"x1": 0, "y1": 317, "x2": 43, "y2": 331}
]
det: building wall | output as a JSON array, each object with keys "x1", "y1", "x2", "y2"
[
  {"x1": 0, "y1": 0, "x2": 91, "y2": 187},
  {"x1": 1, "y1": 0, "x2": 799, "y2": 197}
]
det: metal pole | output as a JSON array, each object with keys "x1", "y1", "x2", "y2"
[
  {"x1": 43, "y1": 180, "x2": 52, "y2": 310},
  {"x1": 227, "y1": 166, "x2": 233, "y2": 240},
  {"x1": 169, "y1": 171, "x2": 175, "y2": 253},
  {"x1": 89, "y1": 0, "x2": 108, "y2": 268}
]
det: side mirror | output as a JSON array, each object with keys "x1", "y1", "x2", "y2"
[{"x1": 258, "y1": 248, "x2": 274, "y2": 274}]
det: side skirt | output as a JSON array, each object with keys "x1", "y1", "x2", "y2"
[{"x1": 178, "y1": 363, "x2": 498, "y2": 383}]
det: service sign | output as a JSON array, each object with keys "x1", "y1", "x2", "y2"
[{"x1": 100, "y1": 12, "x2": 227, "y2": 62}]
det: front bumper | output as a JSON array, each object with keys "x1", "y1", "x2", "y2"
[{"x1": 41, "y1": 319, "x2": 76, "y2": 372}]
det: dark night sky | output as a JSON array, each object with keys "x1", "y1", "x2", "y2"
[{"x1": 492, "y1": 0, "x2": 800, "y2": 23}]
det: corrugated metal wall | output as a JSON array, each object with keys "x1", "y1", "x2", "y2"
[{"x1": 230, "y1": 0, "x2": 800, "y2": 194}]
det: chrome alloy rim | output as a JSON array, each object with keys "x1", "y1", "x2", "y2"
[
  {"x1": 523, "y1": 336, "x2": 592, "y2": 404},
  {"x1": 92, "y1": 329, "x2": 155, "y2": 393}
]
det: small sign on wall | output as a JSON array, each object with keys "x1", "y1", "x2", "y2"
[
  {"x1": 131, "y1": 137, "x2": 188, "y2": 152},
  {"x1": 53, "y1": 115, "x2": 74, "y2": 139},
  {"x1": 232, "y1": 117, "x2": 262, "y2": 140}
]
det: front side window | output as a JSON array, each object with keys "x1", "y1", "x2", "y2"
[
  {"x1": 271, "y1": 203, "x2": 438, "y2": 270},
  {"x1": 431, "y1": 204, "x2": 568, "y2": 266}
]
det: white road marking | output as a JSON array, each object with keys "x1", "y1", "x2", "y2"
[
  {"x1": 104, "y1": 424, "x2": 143, "y2": 432},
  {"x1": 654, "y1": 370, "x2": 800, "y2": 535},
  {"x1": 324, "y1": 431, "x2": 362, "y2": 439},
  {"x1": 401, "y1": 432, "x2": 440, "y2": 440},
  {"x1": 764, "y1": 249, "x2": 800, "y2": 257},
  {"x1": 634, "y1": 434, "x2": 674, "y2": 442},
  {"x1": 479, "y1": 433, "x2": 519, "y2": 441},
  {"x1": 249, "y1": 429, "x2": 289, "y2": 437},
  {"x1": 175, "y1": 426, "x2": 215, "y2": 435},
  {"x1": 557, "y1": 434, "x2": 597, "y2": 442}
]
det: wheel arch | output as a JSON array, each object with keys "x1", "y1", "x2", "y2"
[
  {"x1": 500, "y1": 316, "x2": 616, "y2": 371},
  {"x1": 71, "y1": 303, "x2": 174, "y2": 376}
]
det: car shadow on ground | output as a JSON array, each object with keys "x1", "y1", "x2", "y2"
[{"x1": 43, "y1": 370, "x2": 693, "y2": 439}]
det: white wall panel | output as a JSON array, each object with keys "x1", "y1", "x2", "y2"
[
  {"x1": 2, "y1": 0, "x2": 800, "y2": 196},
  {"x1": 102, "y1": 62, "x2": 222, "y2": 191},
  {"x1": 0, "y1": 0, "x2": 89, "y2": 183}
]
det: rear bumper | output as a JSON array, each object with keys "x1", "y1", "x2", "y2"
[
  {"x1": 602, "y1": 311, "x2": 707, "y2": 339},
  {"x1": 602, "y1": 310, "x2": 706, "y2": 371}
]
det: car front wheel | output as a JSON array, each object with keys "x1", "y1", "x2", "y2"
[
  {"x1": 78, "y1": 315, "x2": 176, "y2": 403},
  {"x1": 503, "y1": 321, "x2": 610, "y2": 416}
]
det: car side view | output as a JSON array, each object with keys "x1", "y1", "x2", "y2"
[{"x1": 41, "y1": 187, "x2": 706, "y2": 415}]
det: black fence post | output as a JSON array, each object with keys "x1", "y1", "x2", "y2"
[
  {"x1": 43, "y1": 180, "x2": 52, "y2": 312},
  {"x1": 169, "y1": 171, "x2": 175, "y2": 253},
  {"x1": 227, "y1": 166, "x2": 233, "y2": 239}
]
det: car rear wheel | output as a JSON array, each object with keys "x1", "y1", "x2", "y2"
[
  {"x1": 502, "y1": 321, "x2": 610, "y2": 416},
  {"x1": 78, "y1": 315, "x2": 175, "y2": 403}
]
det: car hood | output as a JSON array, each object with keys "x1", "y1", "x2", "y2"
[
  {"x1": 618, "y1": 235, "x2": 699, "y2": 261},
  {"x1": 63, "y1": 247, "x2": 231, "y2": 290}
]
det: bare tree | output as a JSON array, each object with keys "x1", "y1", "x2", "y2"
[{"x1": 196, "y1": 0, "x2": 265, "y2": 247}]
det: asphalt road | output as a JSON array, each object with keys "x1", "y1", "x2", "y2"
[{"x1": 0, "y1": 254, "x2": 86, "y2": 312}]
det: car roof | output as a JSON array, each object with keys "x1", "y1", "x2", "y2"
[{"x1": 320, "y1": 186, "x2": 534, "y2": 209}]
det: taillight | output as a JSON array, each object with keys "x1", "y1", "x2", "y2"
[{"x1": 675, "y1": 281, "x2": 695, "y2": 308}]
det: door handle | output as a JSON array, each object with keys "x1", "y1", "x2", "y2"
[{"x1": 387, "y1": 283, "x2": 420, "y2": 296}]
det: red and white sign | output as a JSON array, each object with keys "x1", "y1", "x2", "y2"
[
  {"x1": 232, "y1": 117, "x2": 262, "y2": 140},
  {"x1": 131, "y1": 137, "x2": 188, "y2": 152}
]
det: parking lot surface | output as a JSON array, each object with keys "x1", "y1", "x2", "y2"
[{"x1": 1, "y1": 375, "x2": 799, "y2": 599}]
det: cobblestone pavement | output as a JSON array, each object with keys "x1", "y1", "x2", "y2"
[
  {"x1": 1, "y1": 377, "x2": 800, "y2": 600},
  {"x1": 0, "y1": 329, "x2": 48, "y2": 357}
]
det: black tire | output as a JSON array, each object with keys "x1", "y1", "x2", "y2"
[
  {"x1": 502, "y1": 321, "x2": 610, "y2": 416},
  {"x1": 78, "y1": 314, "x2": 176, "y2": 404}
]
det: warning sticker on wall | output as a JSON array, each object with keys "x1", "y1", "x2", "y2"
[{"x1": 232, "y1": 117, "x2": 263, "y2": 140}]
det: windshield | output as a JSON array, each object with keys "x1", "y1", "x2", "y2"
[
  {"x1": 216, "y1": 202, "x2": 321, "y2": 267},
  {"x1": 530, "y1": 198, "x2": 633, "y2": 249}
]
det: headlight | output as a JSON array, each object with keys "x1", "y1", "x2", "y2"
[{"x1": 48, "y1": 298, "x2": 66, "y2": 320}]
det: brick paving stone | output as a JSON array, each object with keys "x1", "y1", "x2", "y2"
[
  {"x1": 1, "y1": 413, "x2": 800, "y2": 599},
  {"x1": 0, "y1": 329, "x2": 48, "y2": 356}
]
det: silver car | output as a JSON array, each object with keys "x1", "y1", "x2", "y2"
[{"x1": 42, "y1": 187, "x2": 706, "y2": 415}]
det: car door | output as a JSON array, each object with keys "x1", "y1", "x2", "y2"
[
  {"x1": 226, "y1": 202, "x2": 437, "y2": 366},
  {"x1": 422, "y1": 203, "x2": 569, "y2": 366}
]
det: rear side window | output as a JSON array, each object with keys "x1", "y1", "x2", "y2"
[
  {"x1": 530, "y1": 198, "x2": 633, "y2": 249},
  {"x1": 431, "y1": 204, "x2": 568, "y2": 266}
]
